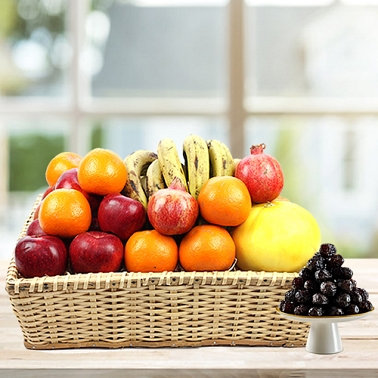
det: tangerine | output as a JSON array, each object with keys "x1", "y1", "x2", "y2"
[
  {"x1": 45, "y1": 152, "x2": 82, "y2": 187},
  {"x1": 39, "y1": 188, "x2": 92, "y2": 238},
  {"x1": 179, "y1": 224, "x2": 235, "y2": 272},
  {"x1": 198, "y1": 176, "x2": 251, "y2": 227},
  {"x1": 77, "y1": 148, "x2": 127, "y2": 195},
  {"x1": 125, "y1": 230, "x2": 178, "y2": 273}
]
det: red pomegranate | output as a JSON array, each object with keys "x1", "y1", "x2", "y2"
[
  {"x1": 147, "y1": 177, "x2": 199, "y2": 235},
  {"x1": 235, "y1": 143, "x2": 284, "y2": 204}
]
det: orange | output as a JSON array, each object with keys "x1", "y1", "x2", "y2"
[
  {"x1": 125, "y1": 230, "x2": 178, "y2": 273},
  {"x1": 179, "y1": 224, "x2": 235, "y2": 272},
  {"x1": 45, "y1": 152, "x2": 82, "y2": 187},
  {"x1": 77, "y1": 148, "x2": 127, "y2": 195},
  {"x1": 197, "y1": 176, "x2": 251, "y2": 227},
  {"x1": 39, "y1": 188, "x2": 92, "y2": 238}
]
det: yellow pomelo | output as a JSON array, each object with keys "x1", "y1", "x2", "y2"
[{"x1": 232, "y1": 200, "x2": 321, "y2": 272}]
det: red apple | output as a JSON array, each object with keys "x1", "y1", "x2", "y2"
[
  {"x1": 55, "y1": 168, "x2": 102, "y2": 214},
  {"x1": 69, "y1": 231, "x2": 124, "y2": 273},
  {"x1": 97, "y1": 193, "x2": 146, "y2": 241},
  {"x1": 14, "y1": 235, "x2": 68, "y2": 278},
  {"x1": 33, "y1": 186, "x2": 55, "y2": 219},
  {"x1": 26, "y1": 218, "x2": 48, "y2": 236},
  {"x1": 147, "y1": 178, "x2": 199, "y2": 235},
  {"x1": 33, "y1": 202, "x2": 41, "y2": 220},
  {"x1": 42, "y1": 185, "x2": 55, "y2": 199}
]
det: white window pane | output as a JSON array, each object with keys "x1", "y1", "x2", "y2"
[
  {"x1": 246, "y1": 4, "x2": 378, "y2": 98},
  {"x1": 90, "y1": 2, "x2": 227, "y2": 98}
]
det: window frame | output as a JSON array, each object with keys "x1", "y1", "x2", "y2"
[{"x1": 1, "y1": 0, "x2": 377, "y2": 156}]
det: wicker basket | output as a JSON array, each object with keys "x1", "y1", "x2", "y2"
[{"x1": 5, "y1": 198, "x2": 310, "y2": 350}]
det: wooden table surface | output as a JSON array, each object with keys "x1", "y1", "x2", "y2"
[{"x1": 1, "y1": 258, "x2": 377, "y2": 377}]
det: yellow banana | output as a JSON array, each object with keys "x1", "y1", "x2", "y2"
[
  {"x1": 122, "y1": 150, "x2": 158, "y2": 208},
  {"x1": 207, "y1": 139, "x2": 235, "y2": 177},
  {"x1": 223, "y1": 142, "x2": 236, "y2": 176},
  {"x1": 183, "y1": 134, "x2": 210, "y2": 199},
  {"x1": 157, "y1": 138, "x2": 188, "y2": 191},
  {"x1": 146, "y1": 158, "x2": 166, "y2": 199}
]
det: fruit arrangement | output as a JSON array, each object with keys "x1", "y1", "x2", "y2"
[
  {"x1": 14, "y1": 134, "x2": 321, "y2": 278},
  {"x1": 279, "y1": 243, "x2": 374, "y2": 316}
]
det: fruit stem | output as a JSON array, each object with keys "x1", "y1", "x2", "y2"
[{"x1": 264, "y1": 201, "x2": 275, "y2": 208}]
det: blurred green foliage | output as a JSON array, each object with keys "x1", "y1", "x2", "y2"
[
  {"x1": 9, "y1": 134, "x2": 64, "y2": 191},
  {"x1": 3, "y1": 0, "x2": 65, "y2": 39},
  {"x1": 0, "y1": 0, "x2": 17, "y2": 37},
  {"x1": 0, "y1": 0, "x2": 66, "y2": 96},
  {"x1": 90, "y1": 124, "x2": 104, "y2": 149}
]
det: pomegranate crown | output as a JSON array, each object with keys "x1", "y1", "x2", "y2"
[
  {"x1": 169, "y1": 177, "x2": 187, "y2": 191},
  {"x1": 250, "y1": 143, "x2": 266, "y2": 155}
]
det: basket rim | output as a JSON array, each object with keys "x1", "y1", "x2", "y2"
[{"x1": 6, "y1": 256, "x2": 297, "y2": 295}]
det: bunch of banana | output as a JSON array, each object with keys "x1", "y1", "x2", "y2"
[
  {"x1": 122, "y1": 136, "x2": 236, "y2": 207},
  {"x1": 122, "y1": 150, "x2": 158, "y2": 208},
  {"x1": 207, "y1": 139, "x2": 236, "y2": 177}
]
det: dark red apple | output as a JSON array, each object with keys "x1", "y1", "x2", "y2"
[
  {"x1": 14, "y1": 235, "x2": 68, "y2": 278},
  {"x1": 26, "y1": 218, "x2": 48, "y2": 236},
  {"x1": 147, "y1": 178, "x2": 199, "y2": 235},
  {"x1": 97, "y1": 193, "x2": 146, "y2": 241},
  {"x1": 55, "y1": 168, "x2": 102, "y2": 214},
  {"x1": 69, "y1": 231, "x2": 124, "y2": 273}
]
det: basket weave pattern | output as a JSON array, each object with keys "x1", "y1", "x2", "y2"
[{"x1": 6, "y1": 198, "x2": 309, "y2": 350}]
